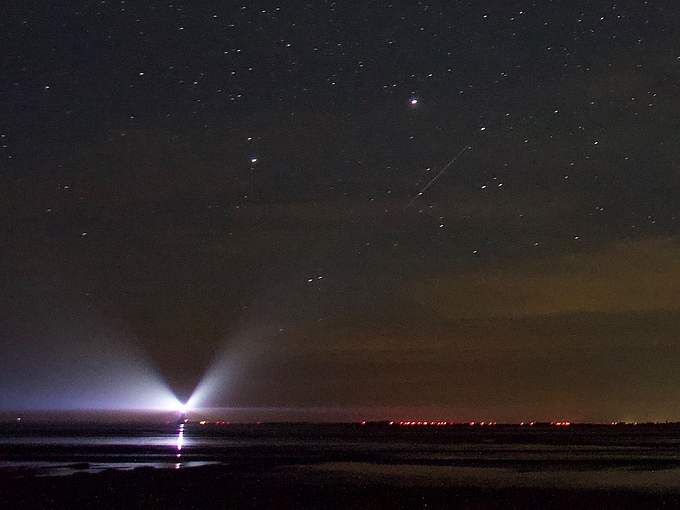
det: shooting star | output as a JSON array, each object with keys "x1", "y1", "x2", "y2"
[{"x1": 404, "y1": 145, "x2": 471, "y2": 210}]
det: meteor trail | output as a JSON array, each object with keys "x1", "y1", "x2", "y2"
[{"x1": 405, "y1": 145, "x2": 471, "y2": 210}]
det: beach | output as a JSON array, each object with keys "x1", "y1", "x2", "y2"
[
  {"x1": 3, "y1": 423, "x2": 680, "y2": 508},
  {"x1": 4, "y1": 461, "x2": 680, "y2": 509}
]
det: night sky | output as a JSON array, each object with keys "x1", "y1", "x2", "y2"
[{"x1": 3, "y1": 0, "x2": 680, "y2": 422}]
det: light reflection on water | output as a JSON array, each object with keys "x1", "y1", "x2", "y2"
[
  {"x1": 0, "y1": 435, "x2": 186, "y2": 447},
  {"x1": 5, "y1": 424, "x2": 680, "y2": 488},
  {"x1": 0, "y1": 423, "x2": 201, "y2": 475},
  {"x1": 176, "y1": 423, "x2": 184, "y2": 451}
]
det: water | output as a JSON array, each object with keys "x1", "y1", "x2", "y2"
[
  {"x1": 0, "y1": 422, "x2": 211, "y2": 476},
  {"x1": 3, "y1": 422, "x2": 680, "y2": 490}
]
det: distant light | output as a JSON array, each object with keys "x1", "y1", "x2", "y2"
[
  {"x1": 410, "y1": 97, "x2": 418, "y2": 105},
  {"x1": 178, "y1": 403, "x2": 188, "y2": 414},
  {"x1": 250, "y1": 157, "x2": 258, "y2": 164}
]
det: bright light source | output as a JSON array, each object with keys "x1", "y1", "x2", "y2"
[{"x1": 178, "y1": 403, "x2": 188, "y2": 414}]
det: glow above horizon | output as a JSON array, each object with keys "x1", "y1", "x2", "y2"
[
  {"x1": 1, "y1": 371, "x2": 184, "y2": 412},
  {"x1": 0, "y1": 320, "x2": 185, "y2": 412}
]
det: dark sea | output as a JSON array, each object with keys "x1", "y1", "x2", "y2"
[{"x1": 3, "y1": 422, "x2": 680, "y2": 491}]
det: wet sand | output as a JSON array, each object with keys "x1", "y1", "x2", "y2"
[
  {"x1": 3, "y1": 462, "x2": 680, "y2": 509},
  {"x1": 5, "y1": 423, "x2": 680, "y2": 508}
]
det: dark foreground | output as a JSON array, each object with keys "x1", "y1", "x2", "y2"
[
  {"x1": 4, "y1": 422, "x2": 680, "y2": 509},
  {"x1": 4, "y1": 463, "x2": 680, "y2": 510}
]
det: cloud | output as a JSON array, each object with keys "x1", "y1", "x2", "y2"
[{"x1": 406, "y1": 238, "x2": 680, "y2": 319}]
